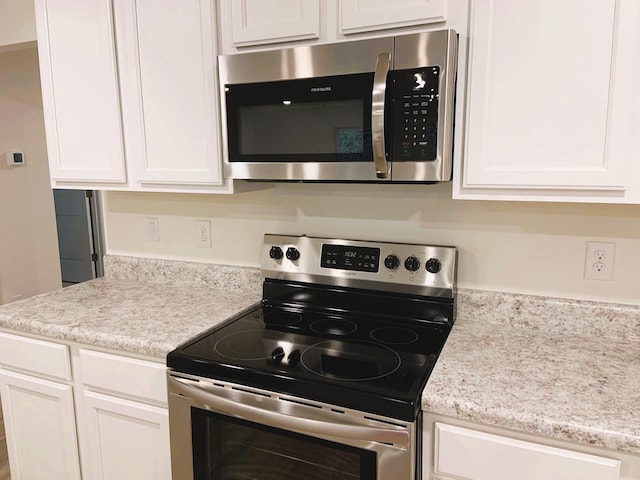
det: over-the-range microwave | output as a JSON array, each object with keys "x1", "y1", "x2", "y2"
[{"x1": 218, "y1": 29, "x2": 458, "y2": 183}]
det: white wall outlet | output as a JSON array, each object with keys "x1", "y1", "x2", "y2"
[
  {"x1": 146, "y1": 217, "x2": 160, "y2": 243},
  {"x1": 584, "y1": 241, "x2": 615, "y2": 281},
  {"x1": 196, "y1": 220, "x2": 212, "y2": 248}
]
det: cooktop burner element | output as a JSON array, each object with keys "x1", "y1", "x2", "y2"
[
  {"x1": 370, "y1": 326, "x2": 419, "y2": 345},
  {"x1": 310, "y1": 319, "x2": 358, "y2": 336},
  {"x1": 167, "y1": 234, "x2": 457, "y2": 422},
  {"x1": 214, "y1": 330, "x2": 296, "y2": 361},
  {"x1": 301, "y1": 340, "x2": 401, "y2": 381},
  {"x1": 263, "y1": 310, "x2": 302, "y2": 326}
]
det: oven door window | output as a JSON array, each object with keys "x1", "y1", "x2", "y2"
[
  {"x1": 192, "y1": 407, "x2": 377, "y2": 480},
  {"x1": 225, "y1": 73, "x2": 375, "y2": 163}
]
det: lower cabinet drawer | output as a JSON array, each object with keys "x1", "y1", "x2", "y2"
[
  {"x1": 79, "y1": 349, "x2": 167, "y2": 406},
  {"x1": 434, "y1": 423, "x2": 621, "y2": 480},
  {"x1": 0, "y1": 332, "x2": 71, "y2": 381}
]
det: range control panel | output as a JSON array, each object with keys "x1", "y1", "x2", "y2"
[
  {"x1": 321, "y1": 244, "x2": 380, "y2": 273},
  {"x1": 262, "y1": 234, "x2": 456, "y2": 298}
]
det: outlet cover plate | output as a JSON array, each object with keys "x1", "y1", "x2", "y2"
[{"x1": 584, "y1": 241, "x2": 615, "y2": 281}]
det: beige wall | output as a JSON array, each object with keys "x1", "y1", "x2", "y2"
[
  {"x1": 0, "y1": 0, "x2": 36, "y2": 49},
  {"x1": 0, "y1": 47, "x2": 61, "y2": 303},
  {"x1": 103, "y1": 183, "x2": 640, "y2": 306}
]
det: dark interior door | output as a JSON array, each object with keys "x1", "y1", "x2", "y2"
[{"x1": 52, "y1": 189, "x2": 95, "y2": 284}]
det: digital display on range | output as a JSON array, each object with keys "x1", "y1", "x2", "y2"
[{"x1": 321, "y1": 244, "x2": 380, "y2": 273}]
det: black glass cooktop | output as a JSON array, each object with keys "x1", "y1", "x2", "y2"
[{"x1": 167, "y1": 281, "x2": 453, "y2": 422}]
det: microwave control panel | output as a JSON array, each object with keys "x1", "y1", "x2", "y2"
[{"x1": 394, "y1": 66, "x2": 440, "y2": 162}]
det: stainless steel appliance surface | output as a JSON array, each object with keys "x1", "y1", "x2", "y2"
[
  {"x1": 219, "y1": 30, "x2": 457, "y2": 183},
  {"x1": 167, "y1": 234, "x2": 457, "y2": 479}
]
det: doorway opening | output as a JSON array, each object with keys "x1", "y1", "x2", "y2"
[{"x1": 52, "y1": 190, "x2": 104, "y2": 286}]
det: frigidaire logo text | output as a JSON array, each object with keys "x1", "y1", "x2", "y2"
[{"x1": 311, "y1": 86, "x2": 332, "y2": 92}]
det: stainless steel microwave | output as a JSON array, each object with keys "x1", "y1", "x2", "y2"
[{"x1": 218, "y1": 30, "x2": 457, "y2": 183}]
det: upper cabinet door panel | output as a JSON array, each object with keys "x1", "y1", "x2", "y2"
[
  {"x1": 226, "y1": 0, "x2": 320, "y2": 47},
  {"x1": 340, "y1": 0, "x2": 447, "y2": 34},
  {"x1": 118, "y1": 0, "x2": 221, "y2": 186},
  {"x1": 34, "y1": 0, "x2": 126, "y2": 184},
  {"x1": 462, "y1": 0, "x2": 633, "y2": 191}
]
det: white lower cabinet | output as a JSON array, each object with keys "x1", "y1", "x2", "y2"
[
  {"x1": 433, "y1": 423, "x2": 620, "y2": 480},
  {"x1": 83, "y1": 391, "x2": 170, "y2": 480},
  {"x1": 0, "y1": 331, "x2": 170, "y2": 479},
  {"x1": 422, "y1": 417, "x2": 640, "y2": 480},
  {"x1": 77, "y1": 348, "x2": 170, "y2": 480},
  {"x1": 0, "y1": 369, "x2": 81, "y2": 480}
]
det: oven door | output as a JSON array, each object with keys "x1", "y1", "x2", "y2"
[{"x1": 168, "y1": 372, "x2": 418, "y2": 480}]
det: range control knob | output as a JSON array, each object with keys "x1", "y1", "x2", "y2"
[
  {"x1": 270, "y1": 347, "x2": 285, "y2": 364},
  {"x1": 288, "y1": 349, "x2": 301, "y2": 367},
  {"x1": 425, "y1": 257, "x2": 442, "y2": 274},
  {"x1": 269, "y1": 246, "x2": 283, "y2": 260},
  {"x1": 285, "y1": 247, "x2": 300, "y2": 261},
  {"x1": 404, "y1": 256, "x2": 420, "y2": 272},
  {"x1": 384, "y1": 254, "x2": 400, "y2": 270}
]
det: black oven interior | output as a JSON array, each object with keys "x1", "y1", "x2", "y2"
[{"x1": 192, "y1": 408, "x2": 377, "y2": 480}]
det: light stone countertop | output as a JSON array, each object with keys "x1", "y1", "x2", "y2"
[
  {"x1": 423, "y1": 290, "x2": 640, "y2": 455},
  {"x1": 0, "y1": 256, "x2": 263, "y2": 359},
  {"x1": 1, "y1": 255, "x2": 638, "y2": 456}
]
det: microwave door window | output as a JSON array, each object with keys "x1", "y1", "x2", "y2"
[
  {"x1": 239, "y1": 100, "x2": 365, "y2": 159},
  {"x1": 226, "y1": 73, "x2": 374, "y2": 163}
]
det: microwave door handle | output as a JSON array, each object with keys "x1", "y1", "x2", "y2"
[
  {"x1": 372, "y1": 52, "x2": 391, "y2": 179},
  {"x1": 171, "y1": 376, "x2": 409, "y2": 446}
]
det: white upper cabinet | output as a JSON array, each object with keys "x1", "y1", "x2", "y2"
[
  {"x1": 455, "y1": 0, "x2": 640, "y2": 203},
  {"x1": 220, "y1": 0, "x2": 320, "y2": 48},
  {"x1": 115, "y1": 0, "x2": 222, "y2": 189},
  {"x1": 218, "y1": 0, "x2": 459, "y2": 53},
  {"x1": 339, "y1": 0, "x2": 446, "y2": 34},
  {"x1": 34, "y1": 0, "x2": 127, "y2": 185},
  {"x1": 34, "y1": 0, "x2": 235, "y2": 192}
]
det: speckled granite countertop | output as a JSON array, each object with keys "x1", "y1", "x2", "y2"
[
  {"x1": 423, "y1": 290, "x2": 640, "y2": 455},
  {"x1": 1, "y1": 255, "x2": 638, "y2": 456},
  {"x1": 0, "y1": 256, "x2": 263, "y2": 359}
]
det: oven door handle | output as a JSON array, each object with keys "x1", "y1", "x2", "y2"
[
  {"x1": 171, "y1": 376, "x2": 410, "y2": 446},
  {"x1": 372, "y1": 52, "x2": 391, "y2": 179}
]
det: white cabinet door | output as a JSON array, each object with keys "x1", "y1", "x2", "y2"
[
  {"x1": 457, "y1": 0, "x2": 640, "y2": 201},
  {"x1": 340, "y1": 0, "x2": 447, "y2": 34},
  {"x1": 0, "y1": 369, "x2": 81, "y2": 480},
  {"x1": 83, "y1": 390, "x2": 171, "y2": 480},
  {"x1": 116, "y1": 0, "x2": 223, "y2": 188},
  {"x1": 220, "y1": 0, "x2": 320, "y2": 49},
  {"x1": 34, "y1": 0, "x2": 127, "y2": 186}
]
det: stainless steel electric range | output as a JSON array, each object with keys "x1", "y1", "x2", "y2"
[{"x1": 167, "y1": 234, "x2": 457, "y2": 480}]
